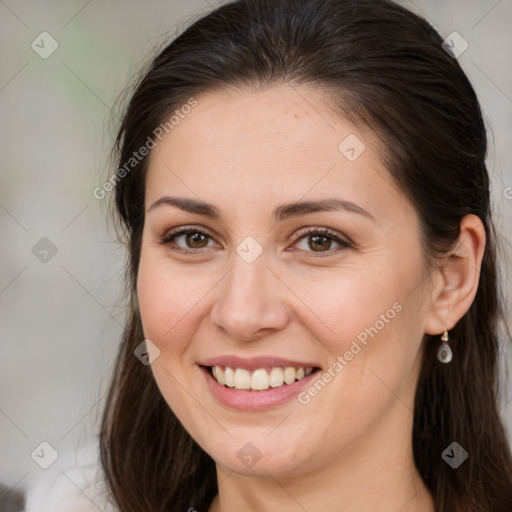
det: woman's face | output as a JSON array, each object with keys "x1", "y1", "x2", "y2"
[{"x1": 137, "y1": 84, "x2": 435, "y2": 478}]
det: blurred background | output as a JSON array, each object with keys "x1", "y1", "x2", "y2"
[{"x1": 1, "y1": 0, "x2": 511, "y2": 509}]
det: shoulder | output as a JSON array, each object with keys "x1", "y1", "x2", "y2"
[{"x1": 23, "y1": 435, "x2": 117, "y2": 512}]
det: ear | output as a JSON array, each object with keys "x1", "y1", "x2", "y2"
[{"x1": 424, "y1": 214, "x2": 486, "y2": 335}]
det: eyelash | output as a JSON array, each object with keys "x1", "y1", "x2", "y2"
[{"x1": 158, "y1": 226, "x2": 352, "y2": 258}]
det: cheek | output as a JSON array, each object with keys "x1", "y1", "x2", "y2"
[
  {"x1": 291, "y1": 266, "x2": 410, "y2": 352},
  {"x1": 291, "y1": 254, "x2": 426, "y2": 400},
  {"x1": 136, "y1": 254, "x2": 210, "y2": 436},
  {"x1": 136, "y1": 254, "x2": 194, "y2": 356}
]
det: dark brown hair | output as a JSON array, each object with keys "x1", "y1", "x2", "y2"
[{"x1": 99, "y1": 0, "x2": 512, "y2": 510}]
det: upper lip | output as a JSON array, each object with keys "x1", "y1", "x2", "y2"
[{"x1": 200, "y1": 355, "x2": 321, "y2": 371}]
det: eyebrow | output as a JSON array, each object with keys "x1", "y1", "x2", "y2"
[{"x1": 147, "y1": 196, "x2": 374, "y2": 222}]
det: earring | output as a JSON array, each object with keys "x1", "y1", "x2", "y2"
[{"x1": 437, "y1": 324, "x2": 452, "y2": 363}]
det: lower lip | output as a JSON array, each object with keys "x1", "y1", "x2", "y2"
[{"x1": 200, "y1": 366, "x2": 320, "y2": 411}]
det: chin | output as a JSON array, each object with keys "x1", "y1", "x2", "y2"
[{"x1": 201, "y1": 428, "x2": 316, "y2": 478}]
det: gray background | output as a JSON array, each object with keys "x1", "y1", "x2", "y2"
[{"x1": 1, "y1": 0, "x2": 511, "y2": 502}]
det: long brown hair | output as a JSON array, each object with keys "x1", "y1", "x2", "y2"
[{"x1": 99, "y1": 0, "x2": 512, "y2": 510}]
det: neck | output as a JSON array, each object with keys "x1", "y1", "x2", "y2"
[{"x1": 210, "y1": 447, "x2": 434, "y2": 512}]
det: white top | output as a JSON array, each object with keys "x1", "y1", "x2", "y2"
[{"x1": 23, "y1": 435, "x2": 117, "y2": 512}]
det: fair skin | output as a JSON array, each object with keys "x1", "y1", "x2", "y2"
[{"x1": 136, "y1": 84, "x2": 485, "y2": 511}]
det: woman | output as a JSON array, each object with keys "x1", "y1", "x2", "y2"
[{"x1": 99, "y1": 0, "x2": 512, "y2": 510}]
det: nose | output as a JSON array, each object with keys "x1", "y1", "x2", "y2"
[{"x1": 210, "y1": 251, "x2": 290, "y2": 342}]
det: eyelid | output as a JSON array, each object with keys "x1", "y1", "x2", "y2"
[
  {"x1": 291, "y1": 226, "x2": 352, "y2": 245},
  {"x1": 161, "y1": 225, "x2": 215, "y2": 239}
]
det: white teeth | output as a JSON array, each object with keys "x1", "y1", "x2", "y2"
[
  {"x1": 283, "y1": 366, "x2": 296, "y2": 385},
  {"x1": 224, "y1": 367, "x2": 235, "y2": 387},
  {"x1": 212, "y1": 365, "x2": 225, "y2": 385},
  {"x1": 234, "y1": 368, "x2": 251, "y2": 389},
  {"x1": 251, "y1": 369, "x2": 269, "y2": 390},
  {"x1": 269, "y1": 367, "x2": 284, "y2": 388},
  {"x1": 210, "y1": 365, "x2": 315, "y2": 390}
]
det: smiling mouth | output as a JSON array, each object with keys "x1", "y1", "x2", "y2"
[{"x1": 205, "y1": 365, "x2": 321, "y2": 391}]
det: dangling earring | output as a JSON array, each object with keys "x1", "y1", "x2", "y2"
[{"x1": 437, "y1": 324, "x2": 452, "y2": 363}]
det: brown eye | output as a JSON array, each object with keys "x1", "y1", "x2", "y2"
[
  {"x1": 183, "y1": 232, "x2": 209, "y2": 248},
  {"x1": 292, "y1": 227, "x2": 352, "y2": 257},
  {"x1": 308, "y1": 234, "x2": 333, "y2": 252},
  {"x1": 159, "y1": 228, "x2": 217, "y2": 252}
]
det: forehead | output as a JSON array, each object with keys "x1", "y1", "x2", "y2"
[
  {"x1": 144, "y1": 84, "x2": 408, "y2": 221},
  {"x1": 150, "y1": 83, "x2": 371, "y2": 157}
]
